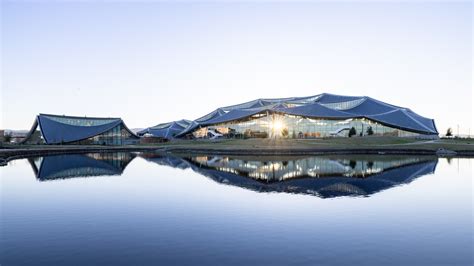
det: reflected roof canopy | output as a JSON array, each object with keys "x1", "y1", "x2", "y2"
[{"x1": 140, "y1": 153, "x2": 438, "y2": 198}]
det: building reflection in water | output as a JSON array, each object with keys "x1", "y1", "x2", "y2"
[
  {"x1": 27, "y1": 152, "x2": 438, "y2": 198},
  {"x1": 28, "y1": 152, "x2": 136, "y2": 181},
  {"x1": 140, "y1": 153, "x2": 438, "y2": 198}
]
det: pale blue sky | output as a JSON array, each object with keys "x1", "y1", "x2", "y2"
[{"x1": 1, "y1": 1, "x2": 472, "y2": 134}]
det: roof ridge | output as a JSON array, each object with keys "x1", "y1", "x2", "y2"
[
  {"x1": 39, "y1": 113, "x2": 121, "y2": 120},
  {"x1": 365, "y1": 97, "x2": 402, "y2": 109},
  {"x1": 366, "y1": 108, "x2": 400, "y2": 116},
  {"x1": 401, "y1": 109, "x2": 435, "y2": 132}
]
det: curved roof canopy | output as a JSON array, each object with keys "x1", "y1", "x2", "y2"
[
  {"x1": 137, "y1": 119, "x2": 192, "y2": 139},
  {"x1": 144, "y1": 93, "x2": 438, "y2": 138},
  {"x1": 24, "y1": 113, "x2": 139, "y2": 144}
]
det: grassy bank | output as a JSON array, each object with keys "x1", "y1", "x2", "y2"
[
  {"x1": 155, "y1": 137, "x2": 474, "y2": 156},
  {"x1": 156, "y1": 137, "x2": 474, "y2": 150}
]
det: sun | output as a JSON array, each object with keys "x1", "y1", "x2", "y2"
[{"x1": 271, "y1": 120, "x2": 284, "y2": 132}]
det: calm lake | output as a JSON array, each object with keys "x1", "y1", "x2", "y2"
[{"x1": 1, "y1": 152, "x2": 472, "y2": 265}]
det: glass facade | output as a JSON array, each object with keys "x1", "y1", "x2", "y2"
[
  {"x1": 46, "y1": 116, "x2": 118, "y2": 126},
  {"x1": 87, "y1": 152, "x2": 135, "y2": 170},
  {"x1": 76, "y1": 124, "x2": 139, "y2": 145},
  {"x1": 192, "y1": 113, "x2": 422, "y2": 139}
]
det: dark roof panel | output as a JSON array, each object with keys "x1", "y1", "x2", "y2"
[
  {"x1": 367, "y1": 110, "x2": 435, "y2": 134},
  {"x1": 343, "y1": 98, "x2": 396, "y2": 115},
  {"x1": 315, "y1": 93, "x2": 363, "y2": 104},
  {"x1": 277, "y1": 102, "x2": 354, "y2": 118},
  {"x1": 38, "y1": 115, "x2": 123, "y2": 144},
  {"x1": 202, "y1": 109, "x2": 264, "y2": 125},
  {"x1": 26, "y1": 114, "x2": 139, "y2": 144}
]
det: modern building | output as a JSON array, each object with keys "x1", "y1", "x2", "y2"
[
  {"x1": 22, "y1": 114, "x2": 140, "y2": 145},
  {"x1": 142, "y1": 93, "x2": 438, "y2": 139},
  {"x1": 137, "y1": 119, "x2": 192, "y2": 139}
]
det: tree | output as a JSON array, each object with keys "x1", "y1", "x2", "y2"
[
  {"x1": 348, "y1": 127, "x2": 357, "y2": 137},
  {"x1": 367, "y1": 161, "x2": 374, "y2": 169},
  {"x1": 366, "y1": 126, "x2": 374, "y2": 135},
  {"x1": 446, "y1": 128, "x2": 453, "y2": 137},
  {"x1": 4, "y1": 133, "x2": 12, "y2": 143},
  {"x1": 349, "y1": 160, "x2": 357, "y2": 169}
]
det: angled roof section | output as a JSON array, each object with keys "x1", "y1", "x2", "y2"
[
  {"x1": 315, "y1": 93, "x2": 363, "y2": 104},
  {"x1": 403, "y1": 109, "x2": 438, "y2": 134},
  {"x1": 137, "y1": 119, "x2": 192, "y2": 138},
  {"x1": 200, "y1": 108, "x2": 267, "y2": 125},
  {"x1": 366, "y1": 109, "x2": 435, "y2": 134},
  {"x1": 343, "y1": 97, "x2": 395, "y2": 115},
  {"x1": 277, "y1": 102, "x2": 354, "y2": 119},
  {"x1": 195, "y1": 108, "x2": 227, "y2": 123}
]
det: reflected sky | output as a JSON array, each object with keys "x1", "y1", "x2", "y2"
[{"x1": 0, "y1": 153, "x2": 472, "y2": 265}]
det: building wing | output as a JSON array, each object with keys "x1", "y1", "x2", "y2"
[
  {"x1": 144, "y1": 92, "x2": 438, "y2": 139},
  {"x1": 23, "y1": 113, "x2": 139, "y2": 145}
]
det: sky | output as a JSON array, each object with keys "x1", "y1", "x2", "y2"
[{"x1": 1, "y1": 1, "x2": 472, "y2": 135}]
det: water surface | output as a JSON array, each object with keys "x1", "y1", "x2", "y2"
[{"x1": 1, "y1": 152, "x2": 472, "y2": 265}]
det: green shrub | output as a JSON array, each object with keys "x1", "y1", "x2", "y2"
[
  {"x1": 4, "y1": 134, "x2": 12, "y2": 143},
  {"x1": 366, "y1": 126, "x2": 374, "y2": 135},
  {"x1": 349, "y1": 160, "x2": 357, "y2": 169},
  {"x1": 446, "y1": 128, "x2": 453, "y2": 137},
  {"x1": 348, "y1": 127, "x2": 357, "y2": 137}
]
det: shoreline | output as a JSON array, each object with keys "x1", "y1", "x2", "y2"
[
  {"x1": 160, "y1": 147, "x2": 474, "y2": 157},
  {"x1": 1, "y1": 143, "x2": 473, "y2": 165},
  {"x1": 0, "y1": 146, "x2": 161, "y2": 165},
  {"x1": 1, "y1": 137, "x2": 473, "y2": 163}
]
